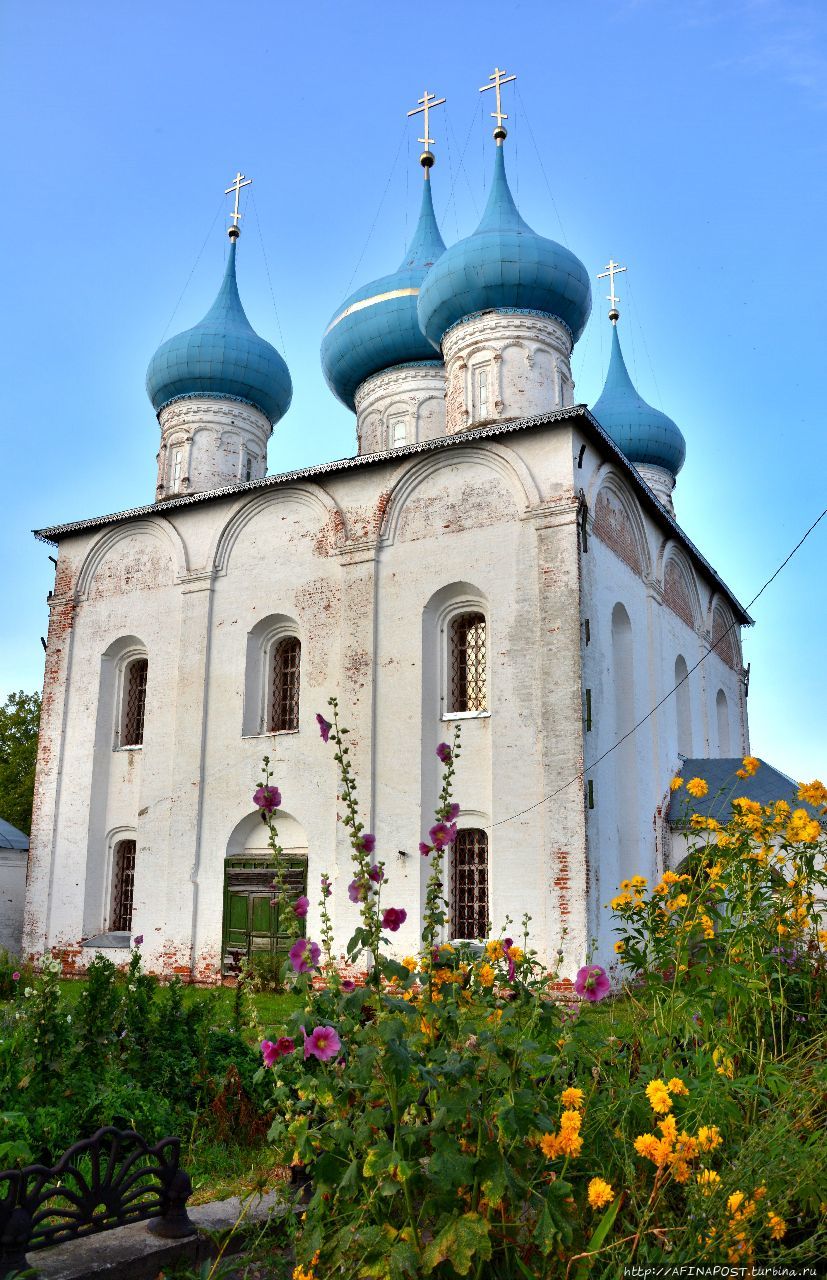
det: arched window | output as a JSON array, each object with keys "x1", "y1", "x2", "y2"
[
  {"x1": 121, "y1": 657, "x2": 148, "y2": 747},
  {"x1": 716, "y1": 689, "x2": 731, "y2": 755},
  {"x1": 449, "y1": 613, "x2": 487, "y2": 713},
  {"x1": 452, "y1": 829, "x2": 488, "y2": 939},
  {"x1": 269, "y1": 637, "x2": 301, "y2": 733},
  {"x1": 110, "y1": 839, "x2": 136, "y2": 932},
  {"x1": 675, "y1": 655, "x2": 692, "y2": 756}
]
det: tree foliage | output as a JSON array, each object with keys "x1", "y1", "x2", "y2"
[{"x1": 0, "y1": 690, "x2": 41, "y2": 835}]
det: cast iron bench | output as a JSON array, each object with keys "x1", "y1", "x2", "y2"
[{"x1": 0, "y1": 1126, "x2": 193, "y2": 1278}]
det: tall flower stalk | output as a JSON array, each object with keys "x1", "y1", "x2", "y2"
[{"x1": 420, "y1": 728, "x2": 461, "y2": 1000}]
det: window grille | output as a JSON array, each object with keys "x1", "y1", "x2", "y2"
[
  {"x1": 477, "y1": 369, "x2": 489, "y2": 418},
  {"x1": 111, "y1": 840, "x2": 136, "y2": 932},
  {"x1": 449, "y1": 613, "x2": 487, "y2": 713},
  {"x1": 122, "y1": 659, "x2": 148, "y2": 746},
  {"x1": 452, "y1": 829, "x2": 488, "y2": 939},
  {"x1": 269, "y1": 637, "x2": 301, "y2": 732}
]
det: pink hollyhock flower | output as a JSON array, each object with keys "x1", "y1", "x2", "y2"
[
  {"x1": 275, "y1": 1036, "x2": 295, "y2": 1056},
  {"x1": 316, "y1": 714, "x2": 332, "y2": 743},
  {"x1": 133, "y1": 935, "x2": 143, "y2": 947},
  {"x1": 419, "y1": 841, "x2": 432, "y2": 857},
  {"x1": 11, "y1": 972, "x2": 20, "y2": 982},
  {"x1": 574, "y1": 965, "x2": 611, "y2": 1002},
  {"x1": 302, "y1": 1025, "x2": 342, "y2": 1062},
  {"x1": 503, "y1": 938, "x2": 516, "y2": 982},
  {"x1": 293, "y1": 896, "x2": 309, "y2": 919},
  {"x1": 429, "y1": 822, "x2": 457, "y2": 850},
  {"x1": 348, "y1": 879, "x2": 367, "y2": 903},
  {"x1": 289, "y1": 938, "x2": 321, "y2": 974},
  {"x1": 446, "y1": 803, "x2": 460, "y2": 821},
  {"x1": 253, "y1": 784, "x2": 281, "y2": 813},
  {"x1": 382, "y1": 907, "x2": 407, "y2": 933},
  {"x1": 320, "y1": 873, "x2": 332, "y2": 898},
  {"x1": 368, "y1": 864, "x2": 384, "y2": 884},
  {"x1": 261, "y1": 1039, "x2": 280, "y2": 1068},
  {"x1": 341, "y1": 978, "x2": 356, "y2": 993},
  {"x1": 358, "y1": 833, "x2": 376, "y2": 854},
  {"x1": 436, "y1": 742, "x2": 452, "y2": 765}
]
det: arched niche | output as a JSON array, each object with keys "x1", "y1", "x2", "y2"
[
  {"x1": 77, "y1": 519, "x2": 186, "y2": 601},
  {"x1": 662, "y1": 550, "x2": 701, "y2": 631},
  {"x1": 210, "y1": 485, "x2": 346, "y2": 576},
  {"x1": 591, "y1": 473, "x2": 651, "y2": 578}
]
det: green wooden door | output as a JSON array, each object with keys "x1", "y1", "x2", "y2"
[{"x1": 221, "y1": 858, "x2": 307, "y2": 974}]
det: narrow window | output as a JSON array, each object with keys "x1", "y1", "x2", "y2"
[
  {"x1": 449, "y1": 612, "x2": 487, "y2": 713},
  {"x1": 245, "y1": 455, "x2": 253, "y2": 482},
  {"x1": 172, "y1": 449, "x2": 183, "y2": 491},
  {"x1": 111, "y1": 840, "x2": 136, "y2": 932},
  {"x1": 585, "y1": 689, "x2": 592, "y2": 731},
  {"x1": 716, "y1": 689, "x2": 731, "y2": 755},
  {"x1": 477, "y1": 369, "x2": 489, "y2": 419},
  {"x1": 270, "y1": 637, "x2": 301, "y2": 732},
  {"x1": 390, "y1": 416, "x2": 406, "y2": 448},
  {"x1": 122, "y1": 658, "x2": 148, "y2": 746},
  {"x1": 452, "y1": 829, "x2": 488, "y2": 939}
]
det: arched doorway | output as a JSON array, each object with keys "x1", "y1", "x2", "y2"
[{"x1": 222, "y1": 809, "x2": 308, "y2": 974}]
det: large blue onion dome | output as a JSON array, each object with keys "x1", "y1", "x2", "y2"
[
  {"x1": 146, "y1": 236, "x2": 292, "y2": 425},
  {"x1": 591, "y1": 322, "x2": 686, "y2": 475},
  {"x1": 321, "y1": 173, "x2": 447, "y2": 411},
  {"x1": 417, "y1": 142, "x2": 592, "y2": 350}
]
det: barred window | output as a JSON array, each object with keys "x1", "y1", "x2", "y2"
[
  {"x1": 452, "y1": 829, "x2": 488, "y2": 939},
  {"x1": 449, "y1": 612, "x2": 487, "y2": 713},
  {"x1": 269, "y1": 637, "x2": 301, "y2": 733},
  {"x1": 111, "y1": 840, "x2": 136, "y2": 932},
  {"x1": 122, "y1": 658, "x2": 148, "y2": 746}
]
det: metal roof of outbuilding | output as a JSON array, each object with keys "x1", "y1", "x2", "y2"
[
  {"x1": 0, "y1": 818, "x2": 29, "y2": 850},
  {"x1": 669, "y1": 758, "x2": 820, "y2": 826}
]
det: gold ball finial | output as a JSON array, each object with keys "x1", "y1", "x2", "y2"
[
  {"x1": 228, "y1": 225, "x2": 240, "y2": 241},
  {"x1": 493, "y1": 125, "x2": 507, "y2": 143},
  {"x1": 608, "y1": 307, "x2": 619, "y2": 324},
  {"x1": 420, "y1": 150, "x2": 435, "y2": 169}
]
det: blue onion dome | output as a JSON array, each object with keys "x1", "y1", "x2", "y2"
[
  {"x1": 417, "y1": 142, "x2": 592, "y2": 350},
  {"x1": 146, "y1": 236, "x2": 292, "y2": 425},
  {"x1": 591, "y1": 323, "x2": 686, "y2": 474},
  {"x1": 320, "y1": 172, "x2": 447, "y2": 411}
]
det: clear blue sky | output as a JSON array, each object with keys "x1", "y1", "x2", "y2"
[{"x1": 1, "y1": 0, "x2": 825, "y2": 780}]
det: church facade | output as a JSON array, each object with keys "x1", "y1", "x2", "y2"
[{"x1": 24, "y1": 88, "x2": 750, "y2": 982}]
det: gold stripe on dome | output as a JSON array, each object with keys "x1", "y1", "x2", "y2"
[{"x1": 325, "y1": 287, "x2": 420, "y2": 335}]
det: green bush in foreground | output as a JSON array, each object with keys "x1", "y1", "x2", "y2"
[{"x1": 255, "y1": 705, "x2": 827, "y2": 1278}]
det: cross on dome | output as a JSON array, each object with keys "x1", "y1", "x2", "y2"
[
  {"x1": 479, "y1": 66, "x2": 516, "y2": 140},
  {"x1": 224, "y1": 171, "x2": 252, "y2": 238},
  {"x1": 407, "y1": 89, "x2": 446, "y2": 169},
  {"x1": 597, "y1": 259, "x2": 627, "y2": 322}
]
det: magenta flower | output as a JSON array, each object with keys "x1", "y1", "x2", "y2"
[
  {"x1": 253, "y1": 784, "x2": 281, "y2": 813},
  {"x1": 302, "y1": 1025, "x2": 342, "y2": 1062},
  {"x1": 133, "y1": 935, "x2": 143, "y2": 947},
  {"x1": 419, "y1": 841, "x2": 432, "y2": 857},
  {"x1": 429, "y1": 821, "x2": 457, "y2": 850},
  {"x1": 574, "y1": 965, "x2": 611, "y2": 1003},
  {"x1": 316, "y1": 714, "x2": 332, "y2": 743},
  {"x1": 446, "y1": 803, "x2": 460, "y2": 821},
  {"x1": 294, "y1": 895, "x2": 309, "y2": 919},
  {"x1": 320, "y1": 873, "x2": 332, "y2": 898},
  {"x1": 289, "y1": 938, "x2": 321, "y2": 974},
  {"x1": 358, "y1": 833, "x2": 376, "y2": 854},
  {"x1": 382, "y1": 907, "x2": 407, "y2": 933},
  {"x1": 11, "y1": 972, "x2": 20, "y2": 982},
  {"x1": 503, "y1": 938, "x2": 516, "y2": 982},
  {"x1": 436, "y1": 742, "x2": 452, "y2": 765},
  {"x1": 341, "y1": 978, "x2": 356, "y2": 992},
  {"x1": 261, "y1": 1036, "x2": 295, "y2": 1067},
  {"x1": 368, "y1": 864, "x2": 384, "y2": 884},
  {"x1": 348, "y1": 879, "x2": 367, "y2": 903}
]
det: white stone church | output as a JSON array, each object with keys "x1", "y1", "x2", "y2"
[{"x1": 24, "y1": 88, "x2": 752, "y2": 982}]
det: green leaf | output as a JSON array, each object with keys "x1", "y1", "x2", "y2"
[
  {"x1": 573, "y1": 1194, "x2": 624, "y2": 1280},
  {"x1": 421, "y1": 1212, "x2": 492, "y2": 1276}
]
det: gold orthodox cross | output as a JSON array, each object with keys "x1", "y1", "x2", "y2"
[
  {"x1": 598, "y1": 259, "x2": 627, "y2": 315},
  {"x1": 407, "y1": 89, "x2": 446, "y2": 151},
  {"x1": 225, "y1": 171, "x2": 253, "y2": 229},
  {"x1": 480, "y1": 66, "x2": 517, "y2": 131}
]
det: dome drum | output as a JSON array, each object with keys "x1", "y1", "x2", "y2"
[{"x1": 354, "y1": 361, "x2": 446, "y2": 454}]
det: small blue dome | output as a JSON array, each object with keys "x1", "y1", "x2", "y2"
[
  {"x1": 146, "y1": 238, "x2": 292, "y2": 425},
  {"x1": 417, "y1": 144, "x2": 592, "y2": 349},
  {"x1": 591, "y1": 324, "x2": 686, "y2": 475},
  {"x1": 321, "y1": 175, "x2": 446, "y2": 411}
]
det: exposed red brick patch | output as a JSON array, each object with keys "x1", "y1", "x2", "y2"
[
  {"x1": 663, "y1": 559, "x2": 695, "y2": 629},
  {"x1": 592, "y1": 490, "x2": 643, "y2": 575},
  {"x1": 711, "y1": 606, "x2": 739, "y2": 670}
]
